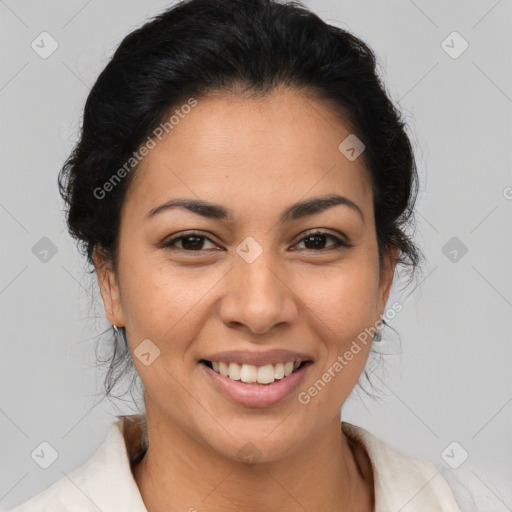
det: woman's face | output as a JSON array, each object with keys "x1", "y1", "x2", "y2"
[{"x1": 96, "y1": 86, "x2": 397, "y2": 462}]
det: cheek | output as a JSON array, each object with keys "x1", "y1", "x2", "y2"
[
  {"x1": 301, "y1": 257, "x2": 381, "y2": 333},
  {"x1": 119, "y1": 260, "x2": 209, "y2": 395},
  {"x1": 297, "y1": 257, "x2": 380, "y2": 392},
  {"x1": 117, "y1": 247, "x2": 221, "y2": 349},
  {"x1": 299, "y1": 265, "x2": 379, "y2": 406}
]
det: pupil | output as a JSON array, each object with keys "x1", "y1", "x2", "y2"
[
  {"x1": 183, "y1": 236, "x2": 203, "y2": 250},
  {"x1": 305, "y1": 235, "x2": 326, "y2": 249}
]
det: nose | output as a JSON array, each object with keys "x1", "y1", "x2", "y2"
[{"x1": 219, "y1": 251, "x2": 298, "y2": 336}]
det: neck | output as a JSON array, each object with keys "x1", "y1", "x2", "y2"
[{"x1": 132, "y1": 414, "x2": 373, "y2": 512}]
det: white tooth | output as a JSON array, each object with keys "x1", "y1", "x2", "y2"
[
  {"x1": 240, "y1": 363, "x2": 258, "y2": 383},
  {"x1": 218, "y1": 361, "x2": 301, "y2": 383},
  {"x1": 257, "y1": 365, "x2": 275, "y2": 384},
  {"x1": 219, "y1": 362, "x2": 229, "y2": 377},
  {"x1": 274, "y1": 362, "x2": 285, "y2": 379},
  {"x1": 228, "y1": 362, "x2": 241, "y2": 380}
]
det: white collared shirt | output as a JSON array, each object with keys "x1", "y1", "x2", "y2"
[{"x1": 11, "y1": 415, "x2": 468, "y2": 512}]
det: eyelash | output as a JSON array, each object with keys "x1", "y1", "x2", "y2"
[{"x1": 160, "y1": 229, "x2": 354, "y2": 254}]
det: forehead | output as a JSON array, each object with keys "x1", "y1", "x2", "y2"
[{"x1": 123, "y1": 87, "x2": 373, "y2": 222}]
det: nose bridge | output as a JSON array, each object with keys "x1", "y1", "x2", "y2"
[
  {"x1": 238, "y1": 248, "x2": 280, "y2": 300},
  {"x1": 219, "y1": 238, "x2": 297, "y2": 334}
]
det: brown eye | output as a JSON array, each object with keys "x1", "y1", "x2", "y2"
[
  {"x1": 294, "y1": 230, "x2": 353, "y2": 251},
  {"x1": 161, "y1": 232, "x2": 218, "y2": 251}
]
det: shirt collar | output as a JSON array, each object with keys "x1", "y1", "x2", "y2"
[{"x1": 342, "y1": 422, "x2": 461, "y2": 511}]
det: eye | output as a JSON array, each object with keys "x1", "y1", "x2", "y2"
[
  {"x1": 293, "y1": 230, "x2": 353, "y2": 252},
  {"x1": 160, "y1": 231, "x2": 219, "y2": 252}
]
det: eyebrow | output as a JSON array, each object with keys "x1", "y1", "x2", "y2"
[{"x1": 145, "y1": 194, "x2": 365, "y2": 224}]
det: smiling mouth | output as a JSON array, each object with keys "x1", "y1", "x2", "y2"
[{"x1": 199, "y1": 359, "x2": 313, "y2": 385}]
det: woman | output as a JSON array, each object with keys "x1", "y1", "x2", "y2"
[{"x1": 12, "y1": 0, "x2": 468, "y2": 510}]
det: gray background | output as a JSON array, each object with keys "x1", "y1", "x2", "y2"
[{"x1": 1, "y1": 0, "x2": 511, "y2": 509}]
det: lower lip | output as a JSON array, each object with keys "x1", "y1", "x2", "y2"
[{"x1": 200, "y1": 362, "x2": 312, "y2": 408}]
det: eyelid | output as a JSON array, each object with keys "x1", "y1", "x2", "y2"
[
  {"x1": 293, "y1": 228, "x2": 353, "y2": 248},
  {"x1": 159, "y1": 230, "x2": 221, "y2": 250}
]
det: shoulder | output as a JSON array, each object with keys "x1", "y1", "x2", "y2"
[
  {"x1": 10, "y1": 416, "x2": 148, "y2": 512},
  {"x1": 342, "y1": 422, "x2": 465, "y2": 512}
]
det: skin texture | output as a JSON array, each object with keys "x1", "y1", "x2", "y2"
[{"x1": 94, "y1": 86, "x2": 399, "y2": 512}]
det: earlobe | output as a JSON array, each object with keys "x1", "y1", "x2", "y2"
[{"x1": 93, "y1": 246, "x2": 125, "y2": 327}]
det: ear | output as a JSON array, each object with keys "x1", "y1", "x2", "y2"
[
  {"x1": 377, "y1": 245, "x2": 400, "y2": 316},
  {"x1": 93, "y1": 246, "x2": 125, "y2": 327}
]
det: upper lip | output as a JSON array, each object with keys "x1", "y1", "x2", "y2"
[{"x1": 201, "y1": 349, "x2": 314, "y2": 367}]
